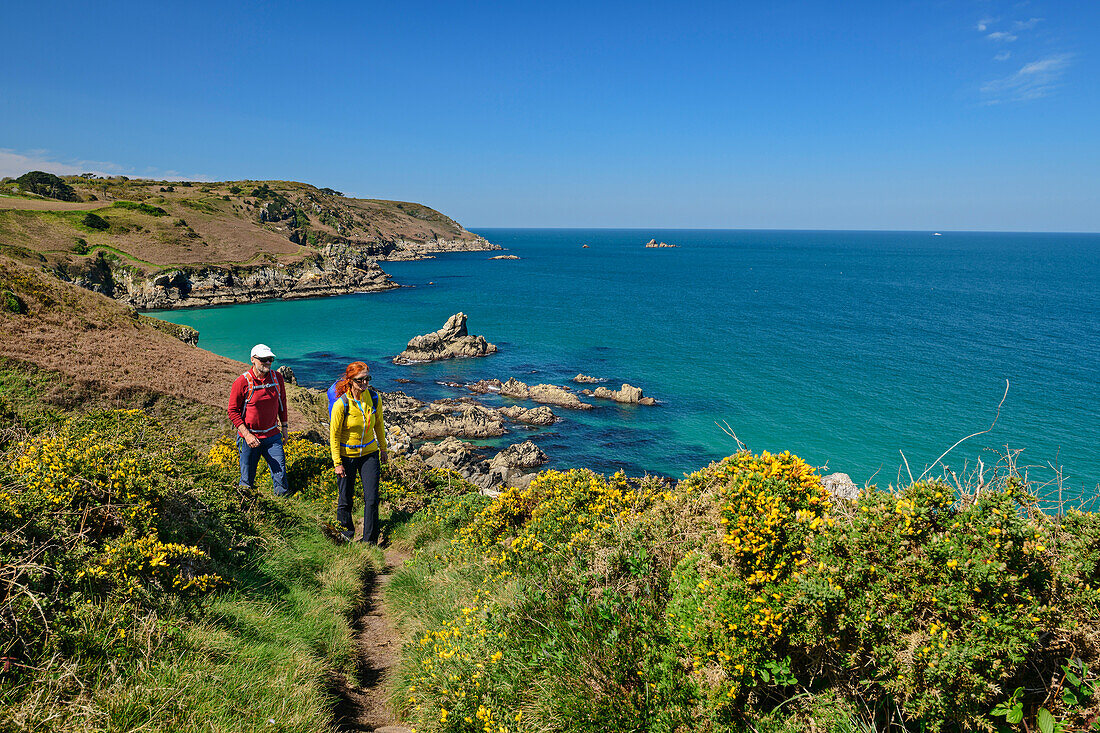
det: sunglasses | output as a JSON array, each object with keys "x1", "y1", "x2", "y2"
[
  {"x1": 256, "y1": 357, "x2": 274, "y2": 364},
  {"x1": 352, "y1": 375, "x2": 371, "y2": 384}
]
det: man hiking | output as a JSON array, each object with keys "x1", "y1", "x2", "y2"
[{"x1": 227, "y1": 344, "x2": 291, "y2": 496}]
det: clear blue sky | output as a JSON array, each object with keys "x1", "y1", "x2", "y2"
[{"x1": 2, "y1": 0, "x2": 1098, "y2": 230}]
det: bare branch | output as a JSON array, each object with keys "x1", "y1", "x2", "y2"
[{"x1": 917, "y1": 379, "x2": 1009, "y2": 482}]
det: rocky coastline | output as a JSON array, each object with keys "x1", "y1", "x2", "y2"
[{"x1": 61, "y1": 238, "x2": 500, "y2": 310}]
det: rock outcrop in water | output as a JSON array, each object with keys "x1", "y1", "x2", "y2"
[
  {"x1": 585, "y1": 383, "x2": 656, "y2": 406},
  {"x1": 499, "y1": 378, "x2": 594, "y2": 410},
  {"x1": 393, "y1": 313, "x2": 498, "y2": 364}
]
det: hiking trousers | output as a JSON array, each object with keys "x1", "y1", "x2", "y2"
[{"x1": 337, "y1": 451, "x2": 380, "y2": 543}]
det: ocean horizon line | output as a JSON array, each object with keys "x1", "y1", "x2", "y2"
[{"x1": 468, "y1": 225, "x2": 1100, "y2": 236}]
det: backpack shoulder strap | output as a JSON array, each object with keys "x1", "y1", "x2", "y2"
[
  {"x1": 368, "y1": 387, "x2": 378, "y2": 411},
  {"x1": 241, "y1": 371, "x2": 255, "y2": 408},
  {"x1": 340, "y1": 393, "x2": 350, "y2": 435}
]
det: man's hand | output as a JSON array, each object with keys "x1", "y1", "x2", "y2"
[
  {"x1": 281, "y1": 425, "x2": 289, "y2": 442},
  {"x1": 335, "y1": 464, "x2": 345, "y2": 477},
  {"x1": 243, "y1": 430, "x2": 261, "y2": 448}
]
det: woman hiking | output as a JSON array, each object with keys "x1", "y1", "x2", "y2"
[{"x1": 330, "y1": 361, "x2": 388, "y2": 543}]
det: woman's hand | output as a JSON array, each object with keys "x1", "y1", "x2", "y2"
[
  {"x1": 334, "y1": 464, "x2": 345, "y2": 477},
  {"x1": 380, "y1": 450, "x2": 389, "y2": 465}
]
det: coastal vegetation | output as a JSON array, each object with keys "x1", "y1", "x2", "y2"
[
  {"x1": 0, "y1": 173, "x2": 494, "y2": 310},
  {"x1": 4, "y1": 350, "x2": 1100, "y2": 731},
  {"x1": 0, "y1": 369, "x2": 377, "y2": 731}
]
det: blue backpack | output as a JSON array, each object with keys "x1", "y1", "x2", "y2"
[{"x1": 327, "y1": 381, "x2": 379, "y2": 434}]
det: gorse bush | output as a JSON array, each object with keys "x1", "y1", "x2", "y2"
[
  {"x1": 0, "y1": 410, "x2": 240, "y2": 671},
  {"x1": 208, "y1": 432, "x2": 334, "y2": 501},
  {"x1": 387, "y1": 450, "x2": 1100, "y2": 733},
  {"x1": 1, "y1": 400, "x2": 377, "y2": 732},
  {"x1": 667, "y1": 451, "x2": 832, "y2": 710}
]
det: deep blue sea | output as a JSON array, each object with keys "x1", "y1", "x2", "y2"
[{"x1": 155, "y1": 229, "x2": 1100, "y2": 502}]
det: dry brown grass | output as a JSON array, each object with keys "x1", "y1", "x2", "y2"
[
  {"x1": 0, "y1": 179, "x2": 482, "y2": 275},
  {"x1": 0, "y1": 255, "x2": 309, "y2": 431}
]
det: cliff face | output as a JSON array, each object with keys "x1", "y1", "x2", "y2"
[
  {"x1": 65, "y1": 243, "x2": 399, "y2": 309},
  {"x1": 0, "y1": 177, "x2": 498, "y2": 309}
]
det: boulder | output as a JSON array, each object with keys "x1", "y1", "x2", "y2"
[
  {"x1": 404, "y1": 403, "x2": 506, "y2": 440},
  {"x1": 394, "y1": 312, "x2": 498, "y2": 364},
  {"x1": 485, "y1": 441, "x2": 548, "y2": 490},
  {"x1": 418, "y1": 436, "x2": 486, "y2": 475},
  {"x1": 498, "y1": 405, "x2": 558, "y2": 425},
  {"x1": 821, "y1": 473, "x2": 859, "y2": 502},
  {"x1": 573, "y1": 373, "x2": 601, "y2": 384},
  {"x1": 416, "y1": 437, "x2": 547, "y2": 496},
  {"x1": 276, "y1": 365, "x2": 297, "y2": 385}
]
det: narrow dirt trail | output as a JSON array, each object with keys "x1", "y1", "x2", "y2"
[{"x1": 331, "y1": 547, "x2": 413, "y2": 733}]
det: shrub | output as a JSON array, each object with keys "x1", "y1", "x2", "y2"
[
  {"x1": 208, "y1": 433, "x2": 334, "y2": 500},
  {"x1": 0, "y1": 410, "x2": 244, "y2": 671},
  {"x1": 112, "y1": 200, "x2": 167, "y2": 216},
  {"x1": 229, "y1": 185, "x2": 241, "y2": 195},
  {"x1": 81, "y1": 212, "x2": 109, "y2": 230}
]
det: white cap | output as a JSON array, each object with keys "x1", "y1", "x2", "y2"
[{"x1": 250, "y1": 344, "x2": 275, "y2": 359}]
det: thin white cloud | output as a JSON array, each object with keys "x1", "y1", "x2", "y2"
[
  {"x1": 981, "y1": 53, "x2": 1073, "y2": 103},
  {"x1": 994, "y1": 51, "x2": 1012, "y2": 61},
  {"x1": 0, "y1": 149, "x2": 125, "y2": 179},
  {"x1": 987, "y1": 31, "x2": 1018, "y2": 41},
  {"x1": 1013, "y1": 17, "x2": 1042, "y2": 30},
  {"x1": 976, "y1": 17, "x2": 996, "y2": 31},
  {"x1": 0, "y1": 149, "x2": 211, "y2": 181}
]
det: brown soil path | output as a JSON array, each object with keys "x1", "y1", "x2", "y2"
[{"x1": 331, "y1": 547, "x2": 413, "y2": 733}]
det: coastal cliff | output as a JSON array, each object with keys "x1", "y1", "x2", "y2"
[{"x1": 0, "y1": 176, "x2": 497, "y2": 309}]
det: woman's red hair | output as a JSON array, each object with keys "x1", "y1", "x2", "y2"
[{"x1": 334, "y1": 361, "x2": 369, "y2": 398}]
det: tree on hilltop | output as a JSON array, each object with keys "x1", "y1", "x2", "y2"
[{"x1": 15, "y1": 171, "x2": 78, "y2": 201}]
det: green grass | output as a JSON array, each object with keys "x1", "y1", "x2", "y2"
[{"x1": 0, "y1": 366, "x2": 382, "y2": 732}]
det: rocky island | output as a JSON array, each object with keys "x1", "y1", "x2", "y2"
[
  {"x1": 644, "y1": 238, "x2": 679, "y2": 248},
  {"x1": 393, "y1": 312, "x2": 498, "y2": 364}
]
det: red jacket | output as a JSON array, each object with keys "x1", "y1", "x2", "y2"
[{"x1": 228, "y1": 369, "x2": 287, "y2": 439}]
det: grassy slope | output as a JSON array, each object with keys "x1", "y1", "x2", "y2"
[
  {"x1": 0, "y1": 254, "x2": 328, "y2": 440},
  {"x1": 0, "y1": 177, "x2": 482, "y2": 277},
  {"x1": 0, "y1": 360, "x2": 382, "y2": 732}
]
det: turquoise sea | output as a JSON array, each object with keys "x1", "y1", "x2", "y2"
[{"x1": 155, "y1": 229, "x2": 1100, "y2": 502}]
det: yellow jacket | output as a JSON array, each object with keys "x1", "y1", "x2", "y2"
[{"x1": 329, "y1": 391, "x2": 387, "y2": 466}]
